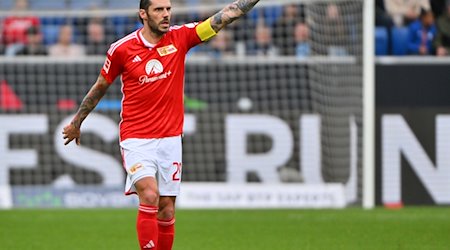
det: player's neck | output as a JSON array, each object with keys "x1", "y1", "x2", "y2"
[{"x1": 141, "y1": 28, "x2": 164, "y2": 45}]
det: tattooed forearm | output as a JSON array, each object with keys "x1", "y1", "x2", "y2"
[
  {"x1": 235, "y1": 0, "x2": 259, "y2": 13},
  {"x1": 72, "y1": 76, "x2": 109, "y2": 128},
  {"x1": 210, "y1": 0, "x2": 260, "y2": 32}
]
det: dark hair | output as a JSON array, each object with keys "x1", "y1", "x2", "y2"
[
  {"x1": 139, "y1": 0, "x2": 152, "y2": 24},
  {"x1": 26, "y1": 26, "x2": 40, "y2": 35},
  {"x1": 419, "y1": 8, "x2": 432, "y2": 18}
]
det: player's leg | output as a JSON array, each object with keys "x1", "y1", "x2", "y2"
[
  {"x1": 157, "y1": 196, "x2": 176, "y2": 250},
  {"x1": 135, "y1": 177, "x2": 160, "y2": 249},
  {"x1": 120, "y1": 138, "x2": 160, "y2": 249},
  {"x1": 156, "y1": 135, "x2": 182, "y2": 250}
]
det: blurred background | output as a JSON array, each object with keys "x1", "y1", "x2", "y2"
[{"x1": 0, "y1": 0, "x2": 449, "y2": 210}]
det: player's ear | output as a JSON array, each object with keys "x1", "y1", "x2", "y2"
[{"x1": 139, "y1": 9, "x2": 147, "y2": 21}]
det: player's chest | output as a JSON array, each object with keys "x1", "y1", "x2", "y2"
[{"x1": 124, "y1": 43, "x2": 181, "y2": 79}]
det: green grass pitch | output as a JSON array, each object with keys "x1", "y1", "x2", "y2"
[{"x1": 0, "y1": 207, "x2": 449, "y2": 249}]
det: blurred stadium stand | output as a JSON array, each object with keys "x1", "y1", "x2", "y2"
[
  {"x1": 375, "y1": 26, "x2": 388, "y2": 55},
  {"x1": 68, "y1": 0, "x2": 105, "y2": 10},
  {"x1": 29, "y1": 0, "x2": 67, "y2": 10},
  {"x1": 0, "y1": 0, "x2": 14, "y2": 9},
  {"x1": 390, "y1": 26, "x2": 409, "y2": 56}
]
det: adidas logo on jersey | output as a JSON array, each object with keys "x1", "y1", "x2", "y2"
[
  {"x1": 132, "y1": 55, "x2": 142, "y2": 63},
  {"x1": 143, "y1": 240, "x2": 155, "y2": 249}
]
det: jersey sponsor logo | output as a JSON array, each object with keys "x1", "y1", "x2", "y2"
[
  {"x1": 139, "y1": 59, "x2": 172, "y2": 85},
  {"x1": 128, "y1": 163, "x2": 143, "y2": 175},
  {"x1": 157, "y1": 44, "x2": 177, "y2": 57},
  {"x1": 103, "y1": 58, "x2": 111, "y2": 74},
  {"x1": 139, "y1": 71, "x2": 172, "y2": 85},
  {"x1": 145, "y1": 59, "x2": 164, "y2": 75}
]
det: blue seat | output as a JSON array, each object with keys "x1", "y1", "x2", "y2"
[
  {"x1": 68, "y1": 0, "x2": 105, "y2": 9},
  {"x1": 0, "y1": 0, "x2": 14, "y2": 10},
  {"x1": 29, "y1": 0, "x2": 66, "y2": 10},
  {"x1": 109, "y1": 16, "x2": 132, "y2": 37},
  {"x1": 375, "y1": 26, "x2": 388, "y2": 55},
  {"x1": 264, "y1": 6, "x2": 283, "y2": 26},
  {"x1": 42, "y1": 25, "x2": 61, "y2": 45},
  {"x1": 107, "y1": 0, "x2": 136, "y2": 9},
  {"x1": 391, "y1": 27, "x2": 409, "y2": 55},
  {"x1": 40, "y1": 17, "x2": 67, "y2": 26}
]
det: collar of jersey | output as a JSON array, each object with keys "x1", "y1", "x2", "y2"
[{"x1": 137, "y1": 28, "x2": 158, "y2": 49}]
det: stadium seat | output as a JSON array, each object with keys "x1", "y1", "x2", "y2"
[
  {"x1": 109, "y1": 16, "x2": 132, "y2": 37},
  {"x1": 375, "y1": 26, "x2": 388, "y2": 55},
  {"x1": 42, "y1": 25, "x2": 61, "y2": 45},
  {"x1": 68, "y1": 0, "x2": 105, "y2": 10},
  {"x1": 107, "y1": 0, "x2": 136, "y2": 9},
  {"x1": 390, "y1": 26, "x2": 409, "y2": 56},
  {"x1": 184, "y1": 0, "x2": 200, "y2": 6},
  {"x1": 40, "y1": 17, "x2": 67, "y2": 26},
  {"x1": 29, "y1": 0, "x2": 67, "y2": 10},
  {"x1": 264, "y1": 6, "x2": 283, "y2": 26},
  {"x1": 0, "y1": 0, "x2": 14, "y2": 10}
]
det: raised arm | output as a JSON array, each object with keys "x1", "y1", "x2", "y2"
[
  {"x1": 62, "y1": 74, "x2": 110, "y2": 145},
  {"x1": 210, "y1": 0, "x2": 260, "y2": 32}
]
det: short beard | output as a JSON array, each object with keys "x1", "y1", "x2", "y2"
[
  {"x1": 147, "y1": 15, "x2": 169, "y2": 36},
  {"x1": 149, "y1": 24, "x2": 167, "y2": 36}
]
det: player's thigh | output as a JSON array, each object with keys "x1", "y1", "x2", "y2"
[
  {"x1": 120, "y1": 138, "x2": 159, "y2": 195},
  {"x1": 135, "y1": 176, "x2": 159, "y2": 195},
  {"x1": 157, "y1": 136, "x2": 182, "y2": 196}
]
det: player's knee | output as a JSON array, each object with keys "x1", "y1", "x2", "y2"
[
  {"x1": 138, "y1": 188, "x2": 159, "y2": 205},
  {"x1": 158, "y1": 198, "x2": 175, "y2": 219},
  {"x1": 158, "y1": 205, "x2": 175, "y2": 219}
]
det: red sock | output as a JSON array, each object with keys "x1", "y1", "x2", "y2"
[
  {"x1": 137, "y1": 204, "x2": 159, "y2": 249},
  {"x1": 157, "y1": 218, "x2": 175, "y2": 250}
]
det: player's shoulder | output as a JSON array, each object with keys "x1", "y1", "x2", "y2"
[
  {"x1": 169, "y1": 22, "x2": 200, "y2": 32},
  {"x1": 107, "y1": 30, "x2": 139, "y2": 56}
]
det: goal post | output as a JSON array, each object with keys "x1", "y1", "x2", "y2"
[{"x1": 363, "y1": 0, "x2": 375, "y2": 209}]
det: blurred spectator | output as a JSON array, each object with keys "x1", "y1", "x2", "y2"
[
  {"x1": 272, "y1": 4, "x2": 300, "y2": 55},
  {"x1": 295, "y1": 22, "x2": 311, "y2": 58},
  {"x1": 435, "y1": 0, "x2": 450, "y2": 56},
  {"x1": 1, "y1": 0, "x2": 40, "y2": 55},
  {"x1": 247, "y1": 23, "x2": 278, "y2": 56},
  {"x1": 323, "y1": 3, "x2": 349, "y2": 56},
  {"x1": 384, "y1": 0, "x2": 431, "y2": 27},
  {"x1": 407, "y1": 9, "x2": 437, "y2": 55},
  {"x1": 376, "y1": 0, "x2": 394, "y2": 28},
  {"x1": 15, "y1": 26, "x2": 47, "y2": 55},
  {"x1": 204, "y1": 29, "x2": 234, "y2": 58},
  {"x1": 85, "y1": 19, "x2": 113, "y2": 55},
  {"x1": 430, "y1": 0, "x2": 447, "y2": 19},
  {"x1": 48, "y1": 25, "x2": 86, "y2": 57}
]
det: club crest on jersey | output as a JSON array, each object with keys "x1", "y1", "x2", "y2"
[
  {"x1": 157, "y1": 44, "x2": 177, "y2": 57},
  {"x1": 128, "y1": 163, "x2": 143, "y2": 175}
]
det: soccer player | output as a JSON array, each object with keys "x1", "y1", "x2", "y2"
[{"x1": 62, "y1": 0, "x2": 260, "y2": 249}]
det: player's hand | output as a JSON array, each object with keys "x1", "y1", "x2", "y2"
[{"x1": 62, "y1": 123, "x2": 81, "y2": 145}]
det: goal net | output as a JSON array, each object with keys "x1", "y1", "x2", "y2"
[{"x1": 0, "y1": 0, "x2": 365, "y2": 208}]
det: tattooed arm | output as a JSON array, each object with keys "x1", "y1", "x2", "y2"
[
  {"x1": 210, "y1": 0, "x2": 260, "y2": 32},
  {"x1": 62, "y1": 74, "x2": 110, "y2": 145}
]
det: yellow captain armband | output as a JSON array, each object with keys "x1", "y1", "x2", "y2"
[{"x1": 196, "y1": 18, "x2": 217, "y2": 42}]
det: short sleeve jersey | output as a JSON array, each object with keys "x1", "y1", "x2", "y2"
[{"x1": 101, "y1": 21, "x2": 215, "y2": 141}]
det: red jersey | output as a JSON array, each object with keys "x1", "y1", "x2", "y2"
[
  {"x1": 1, "y1": 16, "x2": 40, "y2": 45},
  {"x1": 101, "y1": 21, "x2": 216, "y2": 141}
]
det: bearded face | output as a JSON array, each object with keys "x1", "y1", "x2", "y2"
[{"x1": 140, "y1": 0, "x2": 172, "y2": 36}]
